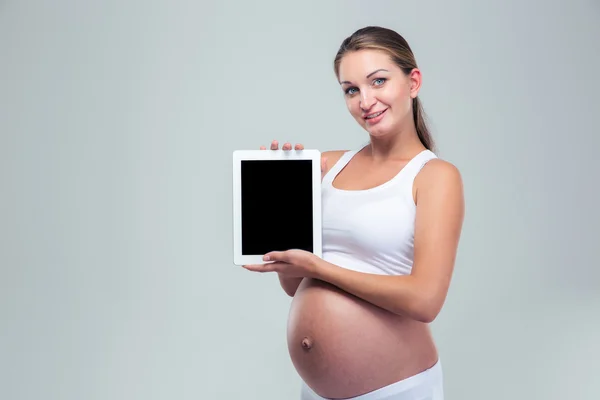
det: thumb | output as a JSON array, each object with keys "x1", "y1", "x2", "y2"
[{"x1": 263, "y1": 251, "x2": 288, "y2": 262}]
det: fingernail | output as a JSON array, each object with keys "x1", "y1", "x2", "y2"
[{"x1": 263, "y1": 255, "x2": 270, "y2": 261}]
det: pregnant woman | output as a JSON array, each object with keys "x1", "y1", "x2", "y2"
[{"x1": 243, "y1": 26, "x2": 465, "y2": 400}]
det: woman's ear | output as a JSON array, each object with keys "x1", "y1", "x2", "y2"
[{"x1": 408, "y1": 68, "x2": 422, "y2": 99}]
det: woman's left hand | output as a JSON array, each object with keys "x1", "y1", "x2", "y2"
[{"x1": 242, "y1": 249, "x2": 321, "y2": 278}]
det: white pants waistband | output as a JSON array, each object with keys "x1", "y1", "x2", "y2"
[{"x1": 300, "y1": 359, "x2": 444, "y2": 400}]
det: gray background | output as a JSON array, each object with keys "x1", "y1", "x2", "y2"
[{"x1": 1, "y1": 0, "x2": 599, "y2": 399}]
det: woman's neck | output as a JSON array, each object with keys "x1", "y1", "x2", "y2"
[{"x1": 366, "y1": 127, "x2": 425, "y2": 162}]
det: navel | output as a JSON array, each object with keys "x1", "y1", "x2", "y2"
[{"x1": 301, "y1": 336, "x2": 313, "y2": 351}]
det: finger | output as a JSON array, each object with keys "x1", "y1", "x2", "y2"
[
  {"x1": 263, "y1": 251, "x2": 288, "y2": 263},
  {"x1": 242, "y1": 262, "x2": 279, "y2": 273},
  {"x1": 282, "y1": 142, "x2": 292, "y2": 151},
  {"x1": 295, "y1": 143, "x2": 304, "y2": 150},
  {"x1": 270, "y1": 140, "x2": 279, "y2": 150},
  {"x1": 260, "y1": 146, "x2": 266, "y2": 150}
]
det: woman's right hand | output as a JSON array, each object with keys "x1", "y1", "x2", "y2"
[{"x1": 260, "y1": 140, "x2": 328, "y2": 181}]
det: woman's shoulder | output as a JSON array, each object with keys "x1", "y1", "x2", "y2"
[
  {"x1": 419, "y1": 157, "x2": 461, "y2": 179},
  {"x1": 414, "y1": 157, "x2": 464, "y2": 203},
  {"x1": 322, "y1": 149, "x2": 349, "y2": 162},
  {"x1": 321, "y1": 149, "x2": 350, "y2": 169}
]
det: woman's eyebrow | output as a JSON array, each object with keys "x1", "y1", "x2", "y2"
[{"x1": 340, "y1": 68, "x2": 390, "y2": 85}]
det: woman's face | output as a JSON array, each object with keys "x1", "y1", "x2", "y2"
[{"x1": 337, "y1": 49, "x2": 421, "y2": 138}]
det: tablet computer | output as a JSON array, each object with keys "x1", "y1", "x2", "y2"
[{"x1": 232, "y1": 149, "x2": 322, "y2": 266}]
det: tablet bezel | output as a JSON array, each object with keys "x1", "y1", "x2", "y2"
[{"x1": 232, "y1": 149, "x2": 322, "y2": 266}]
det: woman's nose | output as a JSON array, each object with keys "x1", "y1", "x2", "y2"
[{"x1": 360, "y1": 90, "x2": 376, "y2": 111}]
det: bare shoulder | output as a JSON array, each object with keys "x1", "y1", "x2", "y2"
[
  {"x1": 415, "y1": 158, "x2": 464, "y2": 198},
  {"x1": 322, "y1": 150, "x2": 348, "y2": 164},
  {"x1": 321, "y1": 150, "x2": 348, "y2": 172},
  {"x1": 413, "y1": 157, "x2": 464, "y2": 218}
]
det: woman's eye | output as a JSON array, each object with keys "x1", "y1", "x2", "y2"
[
  {"x1": 345, "y1": 87, "x2": 358, "y2": 95},
  {"x1": 374, "y1": 78, "x2": 386, "y2": 85}
]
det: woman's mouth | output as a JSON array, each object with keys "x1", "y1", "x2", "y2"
[{"x1": 364, "y1": 108, "x2": 387, "y2": 124}]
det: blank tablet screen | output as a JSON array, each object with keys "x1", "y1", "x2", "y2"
[{"x1": 241, "y1": 159, "x2": 313, "y2": 255}]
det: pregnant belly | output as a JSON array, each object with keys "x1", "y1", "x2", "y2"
[{"x1": 287, "y1": 278, "x2": 438, "y2": 399}]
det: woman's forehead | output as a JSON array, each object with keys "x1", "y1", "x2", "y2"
[{"x1": 338, "y1": 50, "x2": 396, "y2": 81}]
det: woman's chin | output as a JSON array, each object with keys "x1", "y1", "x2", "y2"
[{"x1": 366, "y1": 126, "x2": 392, "y2": 138}]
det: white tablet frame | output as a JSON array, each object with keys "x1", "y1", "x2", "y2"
[{"x1": 232, "y1": 149, "x2": 322, "y2": 266}]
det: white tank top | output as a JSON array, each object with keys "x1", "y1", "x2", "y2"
[{"x1": 321, "y1": 147, "x2": 438, "y2": 276}]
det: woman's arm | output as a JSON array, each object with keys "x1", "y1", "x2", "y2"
[
  {"x1": 312, "y1": 159, "x2": 465, "y2": 322},
  {"x1": 277, "y1": 275, "x2": 303, "y2": 297}
]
